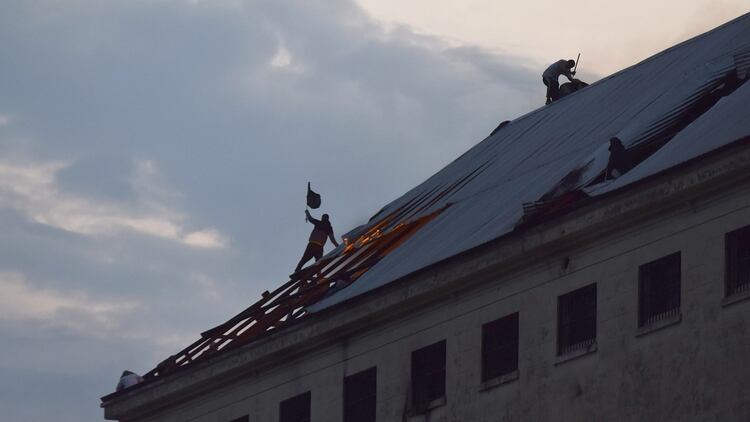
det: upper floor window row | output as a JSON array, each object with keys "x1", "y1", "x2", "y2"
[{"x1": 270, "y1": 224, "x2": 750, "y2": 421}]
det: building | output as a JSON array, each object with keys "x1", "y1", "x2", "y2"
[{"x1": 101, "y1": 13, "x2": 750, "y2": 422}]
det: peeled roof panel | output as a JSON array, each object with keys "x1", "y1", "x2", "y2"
[
  {"x1": 587, "y1": 80, "x2": 750, "y2": 196},
  {"x1": 310, "y1": 12, "x2": 750, "y2": 310}
]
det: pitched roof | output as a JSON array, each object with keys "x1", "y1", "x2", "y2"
[
  {"x1": 312, "y1": 11, "x2": 750, "y2": 309},
  {"x1": 109, "y1": 12, "x2": 750, "y2": 394}
]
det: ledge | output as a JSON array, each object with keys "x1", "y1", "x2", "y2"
[
  {"x1": 636, "y1": 313, "x2": 681, "y2": 337},
  {"x1": 408, "y1": 396, "x2": 446, "y2": 417},
  {"x1": 554, "y1": 342, "x2": 597, "y2": 365},
  {"x1": 480, "y1": 370, "x2": 519, "y2": 392},
  {"x1": 722, "y1": 287, "x2": 750, "y2": 307}
]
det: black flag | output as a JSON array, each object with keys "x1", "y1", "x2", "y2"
[{"x1": 306, "y1": 182, "x2": 321, "y2": 209}]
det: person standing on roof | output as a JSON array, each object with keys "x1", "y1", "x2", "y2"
[
  {"x1": 543, "y1": 59, "x2": 576, "y2": 104},
  {"x1": 294, "y1": 210, "x2": 339, "y2": 274}
]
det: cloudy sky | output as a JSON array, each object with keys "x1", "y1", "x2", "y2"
[{"x1": 0, "y1": 1, "x2": 746, "y2": 420}]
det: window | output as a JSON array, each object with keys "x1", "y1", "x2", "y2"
[
  {"x1": 557, "y1": 283, "x2": 597, "y2": 356},
  {"x1": 411, "y1": 340, "x2": 446, "y2": 413},
  {"x1": 481, "y1": 312, "x2": 518, "y2": 382},
  {"x1": 279, "y1": 391, "x2": 310, "y2": 422},
  {"x1": 343, "y1": 367, "x2": 376, "y2": 422},
  {"x1": 726, "y1": 226, "x2": 750, "y2": 296},
  {"x1": 639, "y1": 252, "x2": 681, "y2": 327}
]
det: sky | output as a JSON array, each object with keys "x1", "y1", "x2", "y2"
[{"x1": 0, "y1": 1, "x2": 746, "y2": 420}]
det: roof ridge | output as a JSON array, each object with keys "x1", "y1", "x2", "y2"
[{"x1": 503, "y1": 11, "x2": 750, "y2": 128}]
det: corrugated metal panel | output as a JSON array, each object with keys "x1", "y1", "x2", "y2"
[{"x1": 735, "y1": 48, "x2": 750, "y2": 79}]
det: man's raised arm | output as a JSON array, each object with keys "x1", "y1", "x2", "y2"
[{"x1": 305, "y1": 210, "x2": 320, "y2": 224}]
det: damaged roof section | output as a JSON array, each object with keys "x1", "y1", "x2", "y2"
[
  {"x1": 108, "y1": 13, "x2": 750, "y2": 395},
  {"x1": 587, "y1": 74, "x2": 750, "y2": 196},
  {"x1": 521, "y1": 42, "x2": 750, "y2": 223},
  {"x1": 547, "y1": 43, "x2": 750, "y2": 199}
]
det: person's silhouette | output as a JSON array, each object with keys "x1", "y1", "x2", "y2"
[{"x1": 294, "y1": 210, "x2": 339, "y2": 274}]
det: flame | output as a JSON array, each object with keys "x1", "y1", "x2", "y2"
[
  {"x1": 342, "y1": 221, "x2": 413, "y2": 254},
  {"x1": 344, "y1": 228, "x2": 383, "y2": 252}
]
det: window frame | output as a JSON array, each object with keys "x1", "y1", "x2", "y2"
[
  {"x1": 638, "y1": 252, "x2": 681, "y2": 328},
  {"x1": 343, "y1": 367, "x2": 377, "y2": 422},
  {"x1": 557, "y1": 283, "x2": 597, "y2": 356},
  {"x1": 726, "y1": 225, "x2": 750, "y2": 297},
  {"x1": 279, "y1": 391, "x2": 311, "y2": 422},
  {"x1": 410, "y1": 340, "x2": 447, "y2": 413},
  {"x1": 481, "y1": 312, "x2": 519, "y2": 383}
]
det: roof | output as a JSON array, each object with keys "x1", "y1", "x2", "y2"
[
  {"x1": 104, "y1": 12, "x2": 750, "y2": 398},
  {"x1": 312, "y1": 12, "x2": 750, "y2": 309}
]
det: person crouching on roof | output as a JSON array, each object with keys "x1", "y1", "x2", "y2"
[
  {"x1": 294, "y1": 210, "x2": 340, "y2": 274},
  {"x1": 543, "y1": 59, "x2": 576, "y2": 104},
  {"x1": 606, "y1": 137, "x2": 633, "y2": 179}
]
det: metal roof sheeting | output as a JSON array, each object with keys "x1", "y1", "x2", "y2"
[{"x1": 310, "y1": 12, "x2": 750, "y2": 310}]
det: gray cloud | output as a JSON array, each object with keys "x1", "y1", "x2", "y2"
[{"x1": 0, "y1": 0, "x2": 546, "y2": 420}]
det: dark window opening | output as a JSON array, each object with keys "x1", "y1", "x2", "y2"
[
  {"x1": 229, "y1": 417, "x2": 248, "y2": 422},
  {"x1": 726, "y1": 226, "x2": 750, "y2": 296},
  {"x1": 557, "y1": 283, "x2": 597, "y2": 356},
  {"x1": 639, "y1": 252, "x2": 681, "y2": 327},
  {"x1": 481, "y1": 313, "x2": 519, "y2": 382},
  {"x1": 279, "y1": 391, "x2": 311, "y2": 422},
  {"x1": 411, "y1": 340, "x2": 446, "y2": 413},
  {"x1": 344, "y1": 367, "x2": 377, "y2": 422}
]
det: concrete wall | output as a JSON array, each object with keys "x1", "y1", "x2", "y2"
[{"x1": 112, "y1": 156, "x2": 750, "y2": 422}]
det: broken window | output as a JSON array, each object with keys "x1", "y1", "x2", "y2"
[
  {"x1": 343, "y1": 367, "x2": 376, "y2": 422},
  {"x1": 639, "y1": 252, "x2": 681, "y2": 327},
  {"x1": 557, "y1": 283, "x2": 597, "y2": 356},
  {"x1": 481, "y1": 312, "x2": 519, "y2": 382},
  {"x1": 279, "y1": 391, "x2": 311, "y2": 422},
  {"x1": 726, "y1": 226, "x2": 750, "y2": 297},
  {"x1": 411, "y1": 340, "x2": 446, "y2": 413}
]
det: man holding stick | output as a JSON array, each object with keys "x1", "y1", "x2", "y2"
[{"x1": 543, "y1": 55, "x2": 579, "y2": 104}]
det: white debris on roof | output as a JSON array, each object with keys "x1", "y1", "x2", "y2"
[{"x1": 310, "y1": 13, "x2": 750, "y2": 311}]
